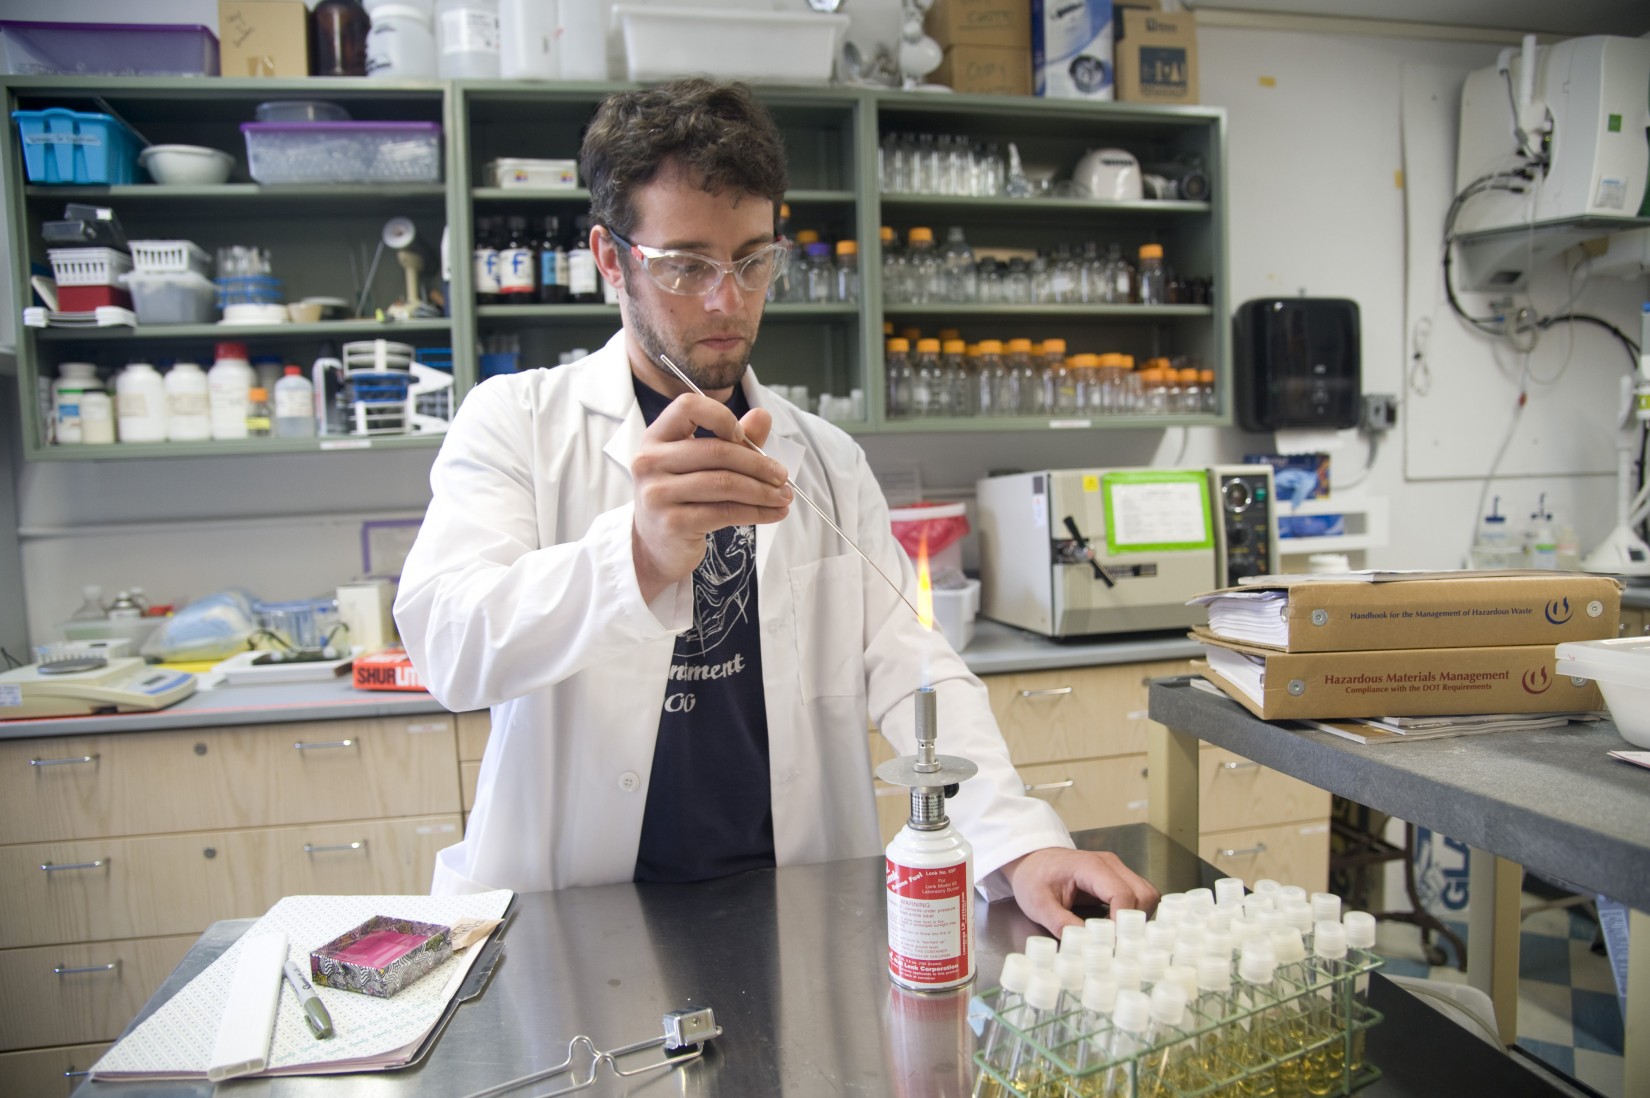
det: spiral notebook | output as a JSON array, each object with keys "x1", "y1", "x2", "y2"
[{"x1": 91, "y1": 890, "x2": 513, "y2": 1081}]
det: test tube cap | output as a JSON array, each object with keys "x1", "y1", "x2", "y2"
[
  {"x1": 1145, "y1": 923, "x2": 1178, "y2": 952},
  {"x1": 1277, "y1": 884, "x2": 1308, "y2": 905},
  {"x1": 1269, "y1": 927, "x2": 1306, "y2": 964},
  {"x1": 1085, "y1": 917, "x2": 1116, "y2": 949},
  {"x1": 1055, "y1": 953, "x2": 1086, "y2": 992},
  {"x1": 1082, "y1": 972, "x2": 1119, "y2": 1014},
  {"x1": 1314, "y1": 921, "x2": 1349, "y2": 959},
  {"x1": 1197, "y1": 954, "x2": 1233, "y2": 993},
  {"x1": 1112, "y1": 955, "x2": 1143, "y2": 992},
  {"x1": 999, "y1": 952, "x2": 1031, "y2": 993},
  {"x1": 1343, "y1": 911, "x2": 1378, "y2": 949},
  {"x1": 1115, "y1": 908, "x2": 1148, "y2": 938},
  {"x1": 1239, "y1": 946, "x2": 1277, "y2": 984},
  {"x1": 1149, "y1": 981, "x2": 1188, "y2": 1025},
  {"x1": 1214, "y1": 877, "x2": 1247, "y2": 907},
  {"x1": 1140, "y1": 947, "x2": 1170, "y2": 983},
  {"x1": 1060, "y1": 924, "x2": 1090, "y2": 953},
  {"x1": 1024, "y1": 935, "x2": 1058, "y2": 969},
  {"x1": 1166, "y1": 964, "x2": 1200, "y2": 1004},
  {"x1": 1025, "y1": 970, "x2": 1062, "y2": 1012},
  {"x1": 1112, "y1": 988, "x2": 1152, "y2": 1033},
  {"x1": 1311, "y1": 892, "x2": 1343, "y2": 924}
]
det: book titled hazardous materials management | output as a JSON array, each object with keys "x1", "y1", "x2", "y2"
[{"x1": 1189, "y1": 571, "x2": 1622, "y2": 653}]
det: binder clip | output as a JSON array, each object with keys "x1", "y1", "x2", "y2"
[{"x1": 463, "y1": 1007, "x2": 722, "y2": 1097}]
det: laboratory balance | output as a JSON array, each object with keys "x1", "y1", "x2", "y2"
[{"x1": 0, "y1": 656, "x2": 196, "y2": 719}]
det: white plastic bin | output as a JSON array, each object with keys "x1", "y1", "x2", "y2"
[
  {"x1": 121, "y1": 270, "x2": 218, "y2": 325},
  {"x1": 612, "y1": 5, "x2": 848, "y2": 84},
  {"x1": 1554, "y1": 637, "x2": 1650, "y2": 748},
  {"x1": 930, "y1": 578, "x2": 982, "y2": 653},
  {"x1": 48, "y1": 246, "x2": 131, "y2": 286},
  {"x1": 129, "y1": 239, "x2": 213, "y2": 277}
]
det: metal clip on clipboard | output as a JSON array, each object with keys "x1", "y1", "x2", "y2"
[{"x1": 462, "y1": 1008, "x2": 722, "y2": 1098}]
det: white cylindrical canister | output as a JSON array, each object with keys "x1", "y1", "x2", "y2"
[
  {"x1": 115, "y1": 362, "x2": 168, "y2": 443},
  {"x1": 165, "y1": 361, "x2": 212, "y2": 441},
  {"x1": 367, "y1": 3, "x2": 438, "y2": 78},
  {"x1": 499, "y1": 0, "x2": 559, "y2": 79},
  {"x1": 273, "y1": 366, "x2": 318, "y2": 438},
  {"x1": 886, "y1": 815, "x2": 975, "y2": 991},
  {"x1": 437, "y1": 0, "x2": 501, "y2": 79},
  {"x1": 79, "y1": 390, "x2": 115, "y2": 444}
]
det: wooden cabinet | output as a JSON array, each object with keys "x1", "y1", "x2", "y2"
[
  {"x1": 1619, "y1": 606, "x2": 1650, "y2": 637},
  {"x1": 0, "y1": 1042, "x2": 110, "y2": 1098},
  {"x1": 0, "y1": 713, "x2": 461, "y2": 1066}
]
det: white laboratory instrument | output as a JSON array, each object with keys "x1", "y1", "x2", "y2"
[
  {"x1": 314, "y1": 339, "x2": 452, "y2": 436},
  {"x1": 0, "y1": 657, "x2": 196, "y2": 719}
]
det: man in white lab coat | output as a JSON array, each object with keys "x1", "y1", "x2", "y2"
[{"x1": 394, "y1": 79, "x2": 1158, "y2": 933}]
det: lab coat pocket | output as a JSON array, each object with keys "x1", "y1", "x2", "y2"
[{"x1": 789, "y1": 553, "x2": 865, "y2": 701}]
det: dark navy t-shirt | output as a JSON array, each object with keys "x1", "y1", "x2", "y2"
[{"x1": 631, "y1": 377, "x2": 776, "y2": 883}]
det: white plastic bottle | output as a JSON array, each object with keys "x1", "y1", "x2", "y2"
[
  {"x1": 274, "y1": 365, "x2": 317, "y2": 438},
  {"x1": 436, "y1": 0, "x2": 500, "y2": 79},
  {"x1": 208, "y1": 341, "x2": 254, "y2": 441},
  {"x1": 114, "y1": 361, "x2": 168, "y2": 443},
  {"x1": 1525, "y1": 495, "x2": 1558, "y2": 569},
  {"x1": 366, "y1": 3, "x2": 438, "y2": 78},
  {"x1": 79, "y1": 389, "x2": 115, "y2": 444},
  {"x1": 164, "y1": 361, "x2": 211, "y2": 441},
  {"x1": 53, "y1": 362, "x2": 103, "y2": 442},
  {"x1": 499, "y1": 0, "x2": 560, "y2": 79}
]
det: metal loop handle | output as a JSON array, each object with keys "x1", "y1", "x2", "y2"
[
  {"x1": 1220, "y1": 760, "x2": 1261, "y2": 771},
  {"x1": 294, "y1": 739, "x2": 356, "y2": 751},
  {"x1": 55, "y1": 961, "x2": 120, "y2": 976},
  {"x1": 1024, "y1": 779, "x2": 1076, "y2": 793},
  {"x1": 30, "y1": 754, "x2": 99, "y2": 767},
  {"x1": 40, "y1": 859, "x2": 109, "y2": 872},
  {"x1": 1217, "y1": 843, "x2": 1269, "y2": 858},
  {"x1": 303, "y1": 841, "x2": 367, "y2": 854},
  {"x1": 1018, "y1": 686, "x2": 1074, "y2": 698}
]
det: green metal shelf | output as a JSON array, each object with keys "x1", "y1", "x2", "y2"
[
  {"x1": 25, "y1": 184, "x2": 447, "y2": 202},
  {"x1": 30, "y1": 319, "x2": 452, "y2": 342},
  {"x1": 29, "y1": 432, "x2": 445, "y2": 462},
  {"x1": 878, "y1": 194, "x2": 1210, "y2": 216},
  {"x1": 881, "y1": 304, "x2": 1213, "y2": 319}
]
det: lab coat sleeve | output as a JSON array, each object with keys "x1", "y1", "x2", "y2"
[
  {"x1": 394, "y1": 375, "x2": 692, "y2": 713},
  {"x1": 846, "y1": 448, "x2": 1073, "y2": 901}
]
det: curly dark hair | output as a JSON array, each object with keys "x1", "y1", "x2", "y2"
[{"x1": 580, "y1": 79, "x2": 789, "y2": 239}]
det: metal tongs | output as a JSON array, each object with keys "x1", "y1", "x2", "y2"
[{"x1": 462, "y1": 1008, "x2": 722, "y2": 1098}]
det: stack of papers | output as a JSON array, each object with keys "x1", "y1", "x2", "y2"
[
  {"x1": 1293, "y1": 712, "x2": 1602, "y2": 745},
  {"x1": 23, "y1": 305, "x2": 136, "y2": 328},
  {"x1": 92, "y1": 890, "x2": 512, "y2": 1081}
]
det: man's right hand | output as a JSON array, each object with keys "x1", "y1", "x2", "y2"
[{"x1": 631, "y1": 393, "x2": 792, "y2": 602}]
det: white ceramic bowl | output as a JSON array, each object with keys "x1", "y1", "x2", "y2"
[{"x1": 140, "y1": 144, "x2": 235, "y2": 186}]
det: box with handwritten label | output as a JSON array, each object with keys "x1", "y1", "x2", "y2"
[{"x1": 310, "y1": 915, "x2": 451, "y2": 998}]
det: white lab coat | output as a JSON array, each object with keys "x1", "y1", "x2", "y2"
[{"x1": 395, "y1": 331, "x2": 1072, "y2": 897}]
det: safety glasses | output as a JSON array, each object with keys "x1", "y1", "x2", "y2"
[{"x1": 607, "y1": 229, "x2": 791, "y2": 297}]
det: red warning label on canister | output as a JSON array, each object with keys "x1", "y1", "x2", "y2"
[{"x1": 886, "y1": 858, "x2": 969, "y2": 985}]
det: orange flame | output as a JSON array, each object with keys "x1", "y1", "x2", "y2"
[{"x1": 916, "y1": 531, "x2": 934, "y2": 632}]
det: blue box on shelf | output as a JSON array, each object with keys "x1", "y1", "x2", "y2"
[
  {"x1": 1245, "y1": 451, "x2": 1344, "y2": 538},
  {"x1": 13, "y1": 108, "x2": 145, "y2": 185},
  {"x1": 0, "y1": 21, "x2": 219, "y2": 77}
]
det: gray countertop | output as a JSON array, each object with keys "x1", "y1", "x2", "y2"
[
  {"x1": 72, "y1": 824, "x2": 1567, "y2": 1098},
  {"x1": 1, "y1": 623, "x2": 1202, "y2": 740},
  {"x1": 1148, "y1": 677, "x2": 1650, "y2": 912}
]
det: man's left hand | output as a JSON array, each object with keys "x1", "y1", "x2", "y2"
[{"x1": 1000, "y1": 847, "x2": 1161, "y2": 936}]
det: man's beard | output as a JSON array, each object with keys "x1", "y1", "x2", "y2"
[{"x1": 623, "y1": 267, "x2": 757, "y2": 392}]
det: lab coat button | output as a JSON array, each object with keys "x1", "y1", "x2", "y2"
[{"x1": 619, "y1": 771, "x2": 641, "y2": 793}]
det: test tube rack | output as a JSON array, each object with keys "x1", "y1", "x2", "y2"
[{"x1": 972, "y1": 949, "x2": 1385, "y2": 1098}]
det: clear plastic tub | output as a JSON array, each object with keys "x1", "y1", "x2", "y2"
[
  {"x1": 240, "y1": 121, "x2": 442, "y2": 184},
  {"x1": 121, "y1": 270, "x2": 218, "y2": 325},
  {"x1": 1554, "y1": 637, "x2": 1650, "y2": 748},
  {"x1": 254, "y1": 100, "x2": 352, "y2": 123},
  {"x1": 0, "y1": 20, "x2": 219, "y2": 76}
]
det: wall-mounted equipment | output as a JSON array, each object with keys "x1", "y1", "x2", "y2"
[{"x1": 1233, "y1": 298, "x2": 1361, "y2": 433}]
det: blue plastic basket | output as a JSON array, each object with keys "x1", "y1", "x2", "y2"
[{"x1": 12, "y1": 108, "x2": 144, "y2": 185}]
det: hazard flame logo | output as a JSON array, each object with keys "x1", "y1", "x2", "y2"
[
  {"x1": 1544, "y1": 598, "x2": 1572, "y2": 625},
  {"x1": 1521, "y1": 665, "x2": 1551, "y2": 694}
]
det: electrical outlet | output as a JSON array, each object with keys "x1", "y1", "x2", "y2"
[{"x1": 1360, "y1": 393, "x2": 1398, "y2": 433}]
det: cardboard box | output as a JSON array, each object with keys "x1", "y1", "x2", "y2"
[
  {"x1": 1193, "y1": 572, "x2": 1623, "y2": 653},
  {"x1": 1115, "y1": 7, "x2": 1198, "y2": 103},
  {"x1": 933, "y1": 44, "x2": 1033, "y2": 97},
  {"x1": 1196, "y1": 633, "x2": 1605, "y2": 720},
  {"x1": 352, "y1": 646, "x2": 427, "y2": 692},
  {"x1": 219, "y1": 0, "x2": 310, "y2": 78},
  {"x1": 1033, "y1": 0, "x2": 1113, "y2": 100},
  {"x1": 929, "y1": 0, "x2": 1032, "y2": 50}
]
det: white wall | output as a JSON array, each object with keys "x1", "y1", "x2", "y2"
[{"x1": 11, "y1": 16, "x2": 1650, "y2": 644}]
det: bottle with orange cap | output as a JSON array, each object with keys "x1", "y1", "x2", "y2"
[
  {"x1": 975, "y1": 339, "x2": 1008, "y2": 417},
  {"x1": 886, "y1": 337, "x2": 913, "y2": 419},
  {"x1": 912, "y1": 338, "x2": 945, "y2": 418},
  {"x1": 1041, "y1": 338, "x2": 1075, "y2": 414},
  {"x1": 906, "y1": 227, "x2": 940, "y2": 304},
  {"x1": 1198, "y1": 366, "x2": 1217, "y2": 414},
  {"x1": 834, "y1": 239, "x2": 859, "y2": 303},
  {"x1": 1138, "y1": 243, "x2": 1167, "y2": 305},
  {"x1": 880, "y1": 226, "x2": 905, "y2": 304},
  {"x1": 940, "y1": 338, "x2": 971, "y2": 417}
]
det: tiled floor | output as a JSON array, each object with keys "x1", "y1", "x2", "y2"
[{"x1": 1371, "y1": 897, "x2": 1624, "y2": 1097}]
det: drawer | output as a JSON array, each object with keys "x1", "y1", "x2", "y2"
[
  {"x1": 1198, "y1": 819, "x2": 1332, "y2": 894},
  {"x1": 461, "y1": 760, "x2": 482, "y2": 813},
  {"x1": 984, "y1": 660, "x2": 1191, "y2": 765},
  {"x1": 0, "y1": 815, "x2": 462, "y2": 949},
  {"x1": 0, "y1": 935, "x2": 194, "y2": 1051},
  {"x1": 0, "y1": 1042, "x2": 110, "y2": 1098},
  {"x1": 1198, "y1": 746, "x2": 1331, "y2": 832},
  {"x1": 0, "y1": 717, "x2": 461, "y2": 844},
  {"x1": 457, "y1": 710, "x2": 491, "y2": 763},
  {"x1": 1018, "y1": 755, "x2": 1150, "y2": 833}
]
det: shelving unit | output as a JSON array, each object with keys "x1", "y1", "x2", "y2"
[{"x1": 3, "y1": 76, "x2": 1227, "y2": 461}]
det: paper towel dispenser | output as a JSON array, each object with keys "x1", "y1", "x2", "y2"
[{"x1": 1233, "y1": 297, "x2": 1361, "y2": 432}]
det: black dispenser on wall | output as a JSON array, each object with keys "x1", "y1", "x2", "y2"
[{"x1": 1233, "y1": 298, "x2": 1361, "y2": 431}]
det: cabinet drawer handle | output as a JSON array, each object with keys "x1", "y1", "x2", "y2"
[
  {"x1": 65, "y1": 1069, "x2": 93, "y2": 1079},
  {"x1": 54, "y1": 960, "x2": 120, "y2": 977},
  {"x1": 1019, "y1": 686, "x2": 1074, "y2": 698},
  {"x1": 294, "y1": 739, "x2": 356, "y2": 751},
  {"x1": 40, "y1": 858, "x2": 109, "y2": 873},
  {"x1": 304, "y1": 840, "x2": 368, "y2": 855},
  {"x1": 30, "y1": 753, "x2": 99, "y2": 767},
  {"x1": 1219, "y1": 760, "x2": 1261, "y2": 771},
  {"x1": 1216, "y1": 843, "x2": 1268, "y2": 858},
  {"x1": 1024, "y1": 779, "x2": 1076, "y2": 793}
]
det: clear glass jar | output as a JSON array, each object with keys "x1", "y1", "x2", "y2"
[
  {"x1": 941, "y1": 339, "x2": 972, "y2": 417},
  {"x1": 1138, "y1": 243, "x2": 1168, "y2": 305},
  {"x1": 975, "y1": 340, "x2": 1009, "y2": 416},
  {"x1": 912, "y1": 338, "x2": 945, "y2": 417},
  {"x1": 1042, "y1": 338, "x2": 1076, "y2": 414},
  {"x1": 885, "y1": 338, "x2": 913, "y2": 419},
  {"x1": 905, "y1": 228, "x2": 941, "y2": 305},
  {"x1": 940, "y1": 226, "x2": 976, "y2": 303},
  {"x1": 834, "y1": 239, "x2": 859, "y2": 303},
  {"x1": 880, "y1": 226, "x2": 906, "y2": 304}
]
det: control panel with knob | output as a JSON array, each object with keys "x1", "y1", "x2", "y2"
[{"x1": 1209, "y1": 464, "x2": 1279, "y2": 586}]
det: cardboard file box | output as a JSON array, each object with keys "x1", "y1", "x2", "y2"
[
  {"x1": 219, "y1": 0, "x2": 310, "y2": 77},
  {"x1": 1114, "y1": 7, "x2": 1198, "y2": 103},
  {"x1": 1193, "y1": 572, "x2": 1622, "y2": 653},
  {"x1": 928, "y1": 0, "x2": 1032, "y2": 50},
  {"x1": 933, "y1": 44, "x2": 1033, "y2": 96},
  {"x1": 1195, "y1": 632, "x2": 1604, "y2": 721}
]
